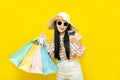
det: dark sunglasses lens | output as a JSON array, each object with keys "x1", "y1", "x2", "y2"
[
  {"x1": 64, "y1": 22, "x2": 69, "y2": 26},
  {"x1": 57, "y1": 21, "x2": 62, "y2": 25}
]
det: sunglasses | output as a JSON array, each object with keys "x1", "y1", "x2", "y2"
[{"x1": 56, "y1": 20, "x2": 69, "y2": 27}]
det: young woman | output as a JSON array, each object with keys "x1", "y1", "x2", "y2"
[{"x1": 42, "y1": 12, "x2": 85, "y2": 80}]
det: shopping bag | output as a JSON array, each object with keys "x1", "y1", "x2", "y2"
[
  {"x1": 41, "y1": 45, "x2": 58, "y2": 75},
  {"x1": 9, "y1": 34, "x2": 58, "y2": 75},
  {"x1": 30, "y1": 45, "x2": 43, "y2": 74},
  {"x1": 18, "y1": 44, "x2": 37, "y2": 72},
  {"x1": 9, "y1": 42, "x2": 33, "y2": 67},
  {"x1": 9, "y1": 37, "x2": 40, "y2": 67}
]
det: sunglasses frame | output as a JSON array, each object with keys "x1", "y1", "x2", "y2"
[{"x1": 56, "y1": 20, "x2": 69, "y2": 27}]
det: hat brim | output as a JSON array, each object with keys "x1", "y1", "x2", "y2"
[{"x1": 48, "y1": 15, "x2": 78, "y2": 31}]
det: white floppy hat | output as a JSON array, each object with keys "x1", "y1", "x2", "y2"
[{"x1": 48, "y1": 12, "x2": 78, "y2": 31}]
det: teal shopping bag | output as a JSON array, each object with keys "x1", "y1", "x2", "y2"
[
  {"x1": 9, "y1": 37, "x2": 40, "y2": 67},
  {"x1": 41, "y1": 45, "x2": 58, "y2": 75}
]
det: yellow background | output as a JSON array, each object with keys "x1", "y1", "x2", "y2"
[{"x1": 0, "y1": 0, "x2": 120, "y2": 80}]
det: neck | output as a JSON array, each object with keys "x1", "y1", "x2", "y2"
[{"x1": 60, "y1": 32, "x2": 65, "y2": 36}]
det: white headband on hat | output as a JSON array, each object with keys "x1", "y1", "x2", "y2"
[{"x1": 57, "y1": 12, "x2": 70, "y2": 23}]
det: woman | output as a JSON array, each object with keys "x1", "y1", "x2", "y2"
[{"x1": 42, "y1": 12, "x2": 85, "y2": 80}]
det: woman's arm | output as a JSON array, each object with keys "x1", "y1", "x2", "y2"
[
  {"x1": 70, "y1": 33, "x2": 85, "y2": 58},
  {"x1": 39, "y1": 33, "x2": 54, "y2": 57},
  {"x1": 46, "y1": 41, "x2": 55, "y2": 58}
]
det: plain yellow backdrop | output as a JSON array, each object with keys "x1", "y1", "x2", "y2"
[{"x1": 0, "y1": 0, "x2": 120, "y2": 80}]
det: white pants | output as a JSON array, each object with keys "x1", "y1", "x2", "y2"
[{"x1": 56, "y1": 60, "x2": 84, "y2": 80}]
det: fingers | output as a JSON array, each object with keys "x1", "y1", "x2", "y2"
[
  {"x1": 39, "y1": 32, "x2": 48, "y2": 46},
  {"x1": 71, "y1": 53, "x2": 77, "y2": 58}
]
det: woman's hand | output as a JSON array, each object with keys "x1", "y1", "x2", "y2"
[
  {"x1": 71, "y1": 53, "x2": 77, "y2": 58},
  {"x1": 39, "y1": 32, "x2": 48, "y2": 46},
  {"x1": 69, "y1": 35, "x2": 76, "y2": 43}
]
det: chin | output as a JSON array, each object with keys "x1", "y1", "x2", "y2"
[{"x1": 58, "y1": 30, "x2": 65, "y2": 33}]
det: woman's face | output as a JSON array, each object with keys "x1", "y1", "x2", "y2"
[{"x1": 56, "y1": 20, "x2": 69, "y2": 33}]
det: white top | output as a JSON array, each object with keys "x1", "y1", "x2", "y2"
[{"x1": 46, "y1": 33, "x2": 85, "y2": 60}]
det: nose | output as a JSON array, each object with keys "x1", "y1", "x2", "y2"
[
  {"x1": 60, "y1": 24, "x2": 64, "y2": 27},
  {"x1": 61, "y1": 25, "x2": 64, "y2": 27}
]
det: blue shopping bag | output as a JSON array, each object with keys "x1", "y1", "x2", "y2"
[{"x1": 41, "y1": 45, "x2": 58, "y2": 75}]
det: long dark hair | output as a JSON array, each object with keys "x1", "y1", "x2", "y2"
[{"x1": 54, "y1": 20, "x2": 71, "y2": 60}]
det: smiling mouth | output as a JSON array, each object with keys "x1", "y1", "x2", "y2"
[{"x1": 59, "y1": 28, "x2": 64, "y2": 30}]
